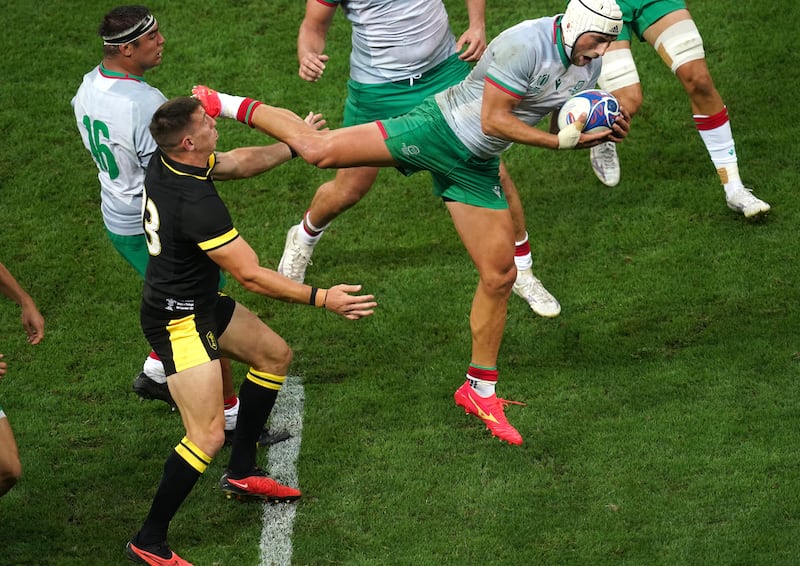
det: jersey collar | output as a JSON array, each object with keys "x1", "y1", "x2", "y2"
[
  {"x1": 98, "y1": 63, "x2": 148, "y2": 83},
  {"x1": 553, "y1": 16, "x2": 571, "y2": 68},
  {"x1": 159, "y1": 150, "x2": 216, "y2": 181}
]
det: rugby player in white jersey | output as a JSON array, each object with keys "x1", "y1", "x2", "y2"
[
  {"x1": 193, "y1": 0, "x2": 631, "y2": 446},
  {"x1": 278, "y1": 0, "x2": 562, "y2": 318},
  {"x1": 72, "y1": 6, "x2": 290, "y2": 445},
  {"x1": 71, "y1": 6, "x2": 175, "y2": 404}
]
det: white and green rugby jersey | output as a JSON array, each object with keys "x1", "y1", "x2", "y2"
[
  {"x1": 71, "y1": 65, "x2": 166, "y2": 236},
  {"x1": 328, "y1": 0, "x2": 456, "y2": 84},
  {"x1": 436, "y1": 16, "x2": 602, "y2": 159}
]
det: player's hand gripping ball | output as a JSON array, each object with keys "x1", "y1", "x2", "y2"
[{"x1": 557, "y1": 89, "x2": 620, "y2": 134}]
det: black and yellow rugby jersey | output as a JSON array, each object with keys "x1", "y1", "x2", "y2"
[{"x1": 141, "y1": 149, "x2": 238, "y2": 314}]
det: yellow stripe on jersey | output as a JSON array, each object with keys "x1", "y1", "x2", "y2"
[
  {"x1": 160, "y1": 154, "x2": 212, "y2": 181},
  {"x1": 168, "y1": 314, "x2": 211, "y2": 372},
  {"x1": 246, "y1": 368, "x2": 286, "y2": 391},
  {"x1": 198, "y1": 228, "x2": 239, "y2": 251},
  {"x1": 175, "y1": 436, "x2": 212, "y2": 473}
]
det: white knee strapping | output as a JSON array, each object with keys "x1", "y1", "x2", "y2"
[
  {"x1": 598, "y1": 48, "x2": 640, "y2": 92},
  {"x1": 654, "y1": 19, "x2": 705, "y2": 74}
]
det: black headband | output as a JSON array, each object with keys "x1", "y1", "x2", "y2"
[{"x1": 102, "y1": 14, "x2": 156, "y2": 46}]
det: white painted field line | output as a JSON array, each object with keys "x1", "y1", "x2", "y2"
[{"x1": 259, "y1": 375, "x2": 304, "y2": 566}]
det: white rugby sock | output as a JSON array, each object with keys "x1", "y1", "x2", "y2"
[
  {"x1": 143, "y1": 353, "x2": 166, "y2": 384},
  {"x1": 468, "y1": 377, "x2": 496, "y2": 398},
  {"x1": 694, "y1": 107, "x2": 743, "y2": 194},
  {"x1": 514, "y1": 232, "x2": 533, "y2": 272}
]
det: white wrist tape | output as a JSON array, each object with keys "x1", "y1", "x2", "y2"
[
  {"x1": 557, "y1": 123, "x2": 583, "y2": 149},
  {"x1": 218, "y1": 94, "x2": 246, "y2": 120}
]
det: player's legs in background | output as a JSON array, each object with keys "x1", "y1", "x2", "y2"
[
  {"x1": 278, "y1": 64, "x2": 460, "y2": 283},
  {"x1": 105, "y1": 230, "x2": 175, "y2": 406},
  {"x1": 221, "y1": 356, "x2": 241, "y2": 444},
  {"x1": 644, "y1": 9, "x2": 769, "y2": 217},
  {"x1": 279, "y1": 166, "x2": 380, "y2": 283},
  {"x1": 592, "y1": 40, "x2": 639, "y2": 187},
  {"x1": 133, "y1": 351, "x2": 173, "y2": 406}
]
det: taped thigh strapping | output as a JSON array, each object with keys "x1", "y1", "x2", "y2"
[
  {"x1": 598, "y1": 48, "x2": 640, "y2": 92},
  {"x1": 654, "y1": 19, "x2": 705, "y2": 73}
]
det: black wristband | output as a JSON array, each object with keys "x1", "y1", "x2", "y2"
[{"x1": 309, "y1": 286, "x2": 318, "y2": 306}]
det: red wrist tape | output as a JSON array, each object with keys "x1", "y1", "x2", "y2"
[{"x1": 237, "y1": 98, "x2": 263, "y2": 127}]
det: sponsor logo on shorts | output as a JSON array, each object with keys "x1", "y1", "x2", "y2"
[
  {"x1": 401, "y1": 143, "x2": 420, "y2": 156},
  {"x1": 165, "y1": 298, "x2": 195, "y2": 312}
]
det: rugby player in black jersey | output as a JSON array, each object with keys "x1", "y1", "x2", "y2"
[{"x1": 126, "y1": 96, "x2": 376, "y2": 566}]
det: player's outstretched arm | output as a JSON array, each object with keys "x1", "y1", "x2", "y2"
[
  {"x1": 193, "y1": 85, "x2": 315, "y2": 154},
  {"x1": 193, "y1": 85, "x2": 395, "y2": 170},
  {"x1": 208, "y1": 237, "x2": 376, "y2": 321},
  {"x1": 213, "y1": 111, "x2": 327, "y2": 181},
  {"x1": 322, "y1": 284, "x2": 377, "y2": 321},
  {"x1": 192, "y1": 85, "x2": 306, "y2": 130}
]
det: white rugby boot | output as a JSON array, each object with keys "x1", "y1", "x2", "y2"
[
  {"x1": 590, "y1": 141, "x2": 620, "y2": 187},
  {"x1": 513, "y1": 268, "x2": 561, "y2": 318},
  {"x1": 277, "y1": 224, "x2": 315, "y2": 283},
  {"x1": 725, "y1": 187, "x2": 770, "y2": 218}
]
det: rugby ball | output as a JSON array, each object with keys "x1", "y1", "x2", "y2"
[{"x1": 557, "y1": 89, "x2": 620, "y2": 134}]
